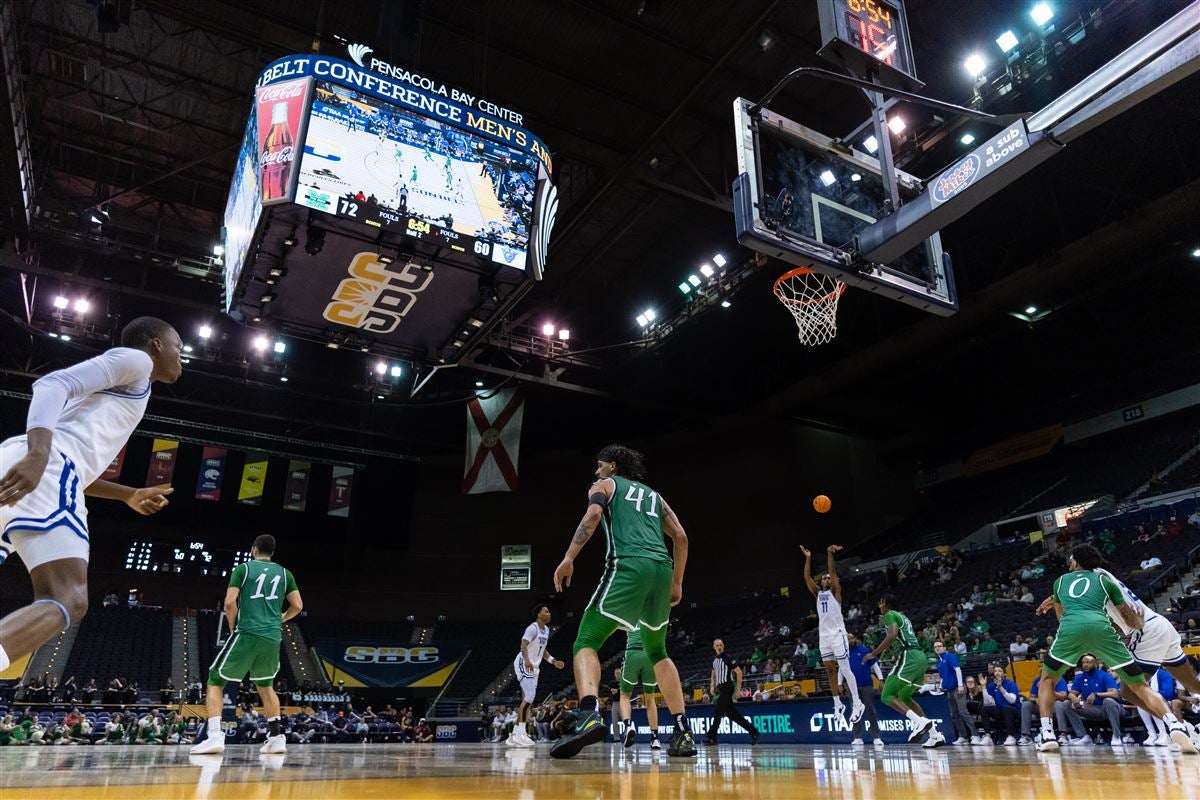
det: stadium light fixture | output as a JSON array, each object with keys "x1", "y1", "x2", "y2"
[
  {"x1": 280, "y1": 376, "x2": 288, "y2": 383},
  {"x1": 850, "y1": 173, "x2": 862, "y2": 182},
  {"x1": 996, "y1": 30, "x2": 1019, "y2": 53},
  {"x1": 964, "y1": 54, "x2": 986, "y2": 78},
  {"x1": 390, "y1": 365, "x2": 402, "y2": 377},
  {"x1": 644, "y1": 309, "x2": 657, "y2": 322},
  {"x1": 558, "y1": 329, "x2": 570, "y2": 341},
  {"x1": 198, "y1": 325, "x2": 213, "y2": 339},
  {"x1": 818, "y1": 170, "x2": 836, "y2": 187},
  {"x1": 712, "y1": 253, "x2": 726, "y2": 267},
  {"x1": 273, "y1": 340, "x2": 286, "y2": 354},
  {"x1": 60, "y1": 334, "x2": 71, "y2": 341},
  {"x1": 375, "y1": 361, "x2": 387, "y2": 375},
  {"x1": 252, "y1": 336, "x2": 269, "y2": 352},
  {"x1": 678, "y1": 281, "x2": 692, "y2": 295},
  {"x1": 960, "y1": 133, "x2": 976, "y2": 145},
  {"x1": 542, "y1": 323, "x2": 555, "y2": 336},
  {"x1": 475, "y1": 380, "x2": 484, "y2": 388},
  {"x1": 721, "y1": 300, "x2": 732, "y2": 308},
  {"x1": 1025, "y1": 305, "x2": 1038, "y2": 315},
  {"x1": 53, "y1": 295, "x2": 69, "y2": 309},
  {"x1": 699, "y1": 263, "x2": 714, "y2": 278},
  {"x1": 863, "y1": 135, "x2": 879, "y2": 154},
  {"x1": 260, "y1": 292, "x2": 276, "y2": 304},
  {"x1": 887, "y1": 116, "x2": 906, "y2": 135},
  {"x1": 636, "y1": 314, "x2": 648, "y2": 327},
  {"x1": 213, "y1": 243, "x2": 225, "y2": 257},
  {"x1": 182, "y1": 345, "x2": 193, "y2": 353},
  {"x1": 48, "y1": 332, "x2": 58, "y2": 338},
  {"x1": 1191, "y1": 247, "x2": 1200, "y2": 258},
  {"x1": 1030, "y1": 3, "x2": 1053, "y2": 26},
  {"x1": 74, "y1": 298, "x2": 90, "y2": 313},
  {"x1": 687, "y1": 275, "x2": 701, "y2": 287}
]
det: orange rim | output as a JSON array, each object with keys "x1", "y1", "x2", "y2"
[{"x1": 773, "y1": 267, "x2": 846, "y2": 306}]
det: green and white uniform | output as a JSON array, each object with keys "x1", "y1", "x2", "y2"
[
  {"x1": 206, "y1": 558, "x2": 297, "y2": 687},
  {"x1": 620, "y1": 627, "x2": 659, "y2": 694},
  {"x1": 880, "y1": 609, "x2": 927, "y2": 704},
  {"x1": 573, "y1": 476, "x2": 675, "y2": 663},
  {"x1": 1044, "y1": 569, "x2": 1143, "y2": 682}
]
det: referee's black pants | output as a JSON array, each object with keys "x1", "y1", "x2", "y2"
[{"x1": 707, "y1": 684, "x2": 758, "y2": 742}]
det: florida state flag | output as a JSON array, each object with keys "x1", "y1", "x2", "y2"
[{"x1": 463, "y1": 388, "x2": 524, "y2": 494}]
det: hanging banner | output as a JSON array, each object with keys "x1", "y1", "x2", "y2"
[
  {"x1": 145, "y1": 439, "x2": 179, "y2": 488},
  {"x1": 463, "y1": 388, "x2": 525, "y2": 494},
  {"x1": 100, "y1": 445, "x2": 127, "y2": 481},
  {"x1": 195, "y1": 446, "x2": 228, "y2": 501},
  {"x1": 238, "y1": 452, "x2": 270, "y2": 506},
  {"x1": 283, "y1": 460, "x2": 312, "y2": 512},
  {"x1": 328, "y1": 466, "x2": 353, "y2": 517}
]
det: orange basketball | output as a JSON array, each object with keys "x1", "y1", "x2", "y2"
[{"x1": 813, "y1": 495, "x2": 832, "y2": 513}]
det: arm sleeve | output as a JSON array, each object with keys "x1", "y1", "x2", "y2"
[
  {"x1": 955, "y1": 667, "x2": 964, "y2": 687},
  {"x1": 228, "y1": 563, "x2": 246, "y2": 589},
  {"x1": 872, "y1": 662, "x2": 883, "y2": 680},
  {"x1": 27, "y1": 349, "x2": 153, "y2": 433},
  {"x1": 285, "y1": 569, "x2": 298, "y2": 594}
]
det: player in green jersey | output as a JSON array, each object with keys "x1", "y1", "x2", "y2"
[
  {"x1": 1034, "y1": 544, "x2": 1192, "y2": 752},
  {"x1": 618, "y1": 626, "x2": 663, "y2": 750},
  {"x1": 551, "y1": 445, "x2": 695, "y2": 759},
  {"x1": 863, "y1": 595, "x2": 946, "y2": 748},
  {"x1": 191, "y1": 534, "x2": 302, "y2": 756}
]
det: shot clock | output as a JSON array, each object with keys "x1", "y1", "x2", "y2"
[{"x1": 817, "y1": 0, "x2": 922, "y2": 91}]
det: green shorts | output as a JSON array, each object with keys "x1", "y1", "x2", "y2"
[
  {"x1": 207, "y1": 631, "x2": 281, "y2": 687},
  {"x1": 574, "y1": 557, "x2": 673, "y2": 658},
  {"x1": 1044, "y1": 620, "x2": 1143, "y2": 683},
  {"x1": 620, "y1": 648, "x2": 659, "y2": 694},
  {"x1": 881, "y1": 648, "x2": 928, "y2": 704}
]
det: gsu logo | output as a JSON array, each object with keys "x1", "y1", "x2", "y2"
[{"x1": 343, "y1": 646, "x2": 439, "y2": 664}]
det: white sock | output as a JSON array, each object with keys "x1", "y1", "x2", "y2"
[
  {"x1": 838, "y1": 658, "x2": 861, "y2": 703},
  {"x1": 1040, "y1": 716, "x2": 1055, "y2": 736},
  {"x1": 905, "y1": 709, "x2": 924, "y2": 724},
  {"x1": 0, "y1": 644, "x2": 9, "y2": 673},
  {"x1": 1137, "y1": 708, "x2": 1158, "y2": 736},
  {"x1": 1163, "y1": 712, "x2": 1179, "y2": 727},
  {"x1": 207, "y1": 716, "x2": 221, "y2": 735}
]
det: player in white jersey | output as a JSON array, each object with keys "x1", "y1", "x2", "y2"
[
  {"x1": 508, "y1": 604, "x2": 564, "y2": 747},
  {"x1": 802, "y1": 544, "x2": 864, "y2": 724},
  {"x1": 0, "y1": 317, "x2": 182, "y2": 677}
]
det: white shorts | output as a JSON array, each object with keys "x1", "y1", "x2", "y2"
[
  {"x1": 514, "y1": 655, "x2": 539, "y2": 704},
  {"x1": 819, "y1": 631, "x2": 849, "y2": 661},
  {"x1": 1130, "y1": 614, "x2": 1187, "y2": 668},
  {"x1": 0, "y1": 440, "x2": 90, "y2": 570}
]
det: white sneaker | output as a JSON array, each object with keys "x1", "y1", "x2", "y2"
[
  {"x1": 1037, "y1": 734, "x2": 1059, "y2": 753},
  {"x1": 190, "y1": 734, "x2": 225, "y2": 755},
  {"x1": 980, "y1": 734, "x2": 994, "y2": 746},
  {"x1": 1067, "y1": 736, "x2": 1093, "y2": 746},
  {"x1": 1017, "y1": 736, "x2": 1033, "y2": 746},
  {"x1": 650, "y1": 737, "x2": 661, "y2": 750},
  {"x1": 1110, "y1": 738, "x2": 1124, "y2": 748},
  {"x1": 833, "y1": 699, "x2": 846, "y2": 720},
  {"x1": 259, "y1": 734, "x2": 286, "y2": 754},
  {"x1": 873, "y1": 739, "x2": 885, "y2": 749},
  {"x1": 969, "y1": 735, "x2": 983, "y2": 746},
  {"x1": 850, "y1": 738, "x2": 865, "y2": 746},
  {"x1": 1185, "y1": 721, "x2": 1200, "y2": 750},
  {"x1": 1169, "y1": 723, "x2": 1198, "y2": 754},
  {"x1": 922, "y1": 730, "x2": 947, "y2": 749},
  {"x1": 952, "y1": 737, "x2": 969, "y2": 745},
  {"x1": 1003, "y1": 735, "x2": 1017, "y2": 746},
  {"x1": 907, "y1": 719, "x2": 934, "y2": 743},
  {"x1": 1057, "y1": 735, "x2": 1069, "y2": 746},
  {"x1": 849, "y1": 702, "x2": 866, "y2": 724},
  {"x1": 1122, "y1": 734, "x2": 1136, "y2": 744},
  {"x1": 516, "y1": 730, "x2": 536, "y2": 748}
]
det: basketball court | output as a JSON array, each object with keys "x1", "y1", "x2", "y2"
[{"x1": 3, "y1": 743, "x2": 1197, "y2": 800}]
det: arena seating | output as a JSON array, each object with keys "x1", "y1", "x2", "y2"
[{"x1": 60, "y1": 606, "x2": 172, "y2": 701}]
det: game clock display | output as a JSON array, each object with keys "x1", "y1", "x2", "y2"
[
  {"x1": 817, "y1": 0, "x2": 921, "y2": 91},
  {"x1": 124, "y1": 539, "x2": 250, "y2": 578}
]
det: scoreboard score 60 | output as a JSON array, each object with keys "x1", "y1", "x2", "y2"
[{"x1": 817, "y1": 0, "x2": 921, "y2": 91}]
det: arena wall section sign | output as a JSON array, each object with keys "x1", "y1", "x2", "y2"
[{"x1": 221, "y1": 46, "x2": 558, "y2": 366}]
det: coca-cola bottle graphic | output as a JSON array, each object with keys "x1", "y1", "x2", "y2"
[{"x1": 261, "y1": 102, "x2": 294, "y2": 202}]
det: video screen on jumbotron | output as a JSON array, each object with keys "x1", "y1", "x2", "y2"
[{"x1": 296, "y1": 80, "x2": 537, "y2": 270}]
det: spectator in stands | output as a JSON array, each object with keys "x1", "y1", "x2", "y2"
[
  {"x1": 79, "y1": 678, "x2": 96, "y2": 705},
  {"x1": 933, "y1": 641, "x2": 978, "y2": 745},
  {"x1": 26, "y1": 672, "x2": 45, "y2": 702},
  {"x1": 289, "y1": 711, "x2": 315, "y2": 745},
  {"x1": 1187, "y1": 509, "x2": 1200, "y2": 529},
  {"x1": 793, "y1": 640, "x2": 808, "y2": 660},
  {"x1": 969, "y1": 615, "x2": 990, "y2": 638},
  {"x1": 778, "y1": 623, "x2": 791, "y2": 640},
  {"x1": 846, "y1": 605, "x2": 862, "y2": 621},
  {"x1": 1019, "y1": 585, "x2": 1035, "y2": 603},
  {"x1": 239, "y1": 707, "x2": 262, "y2": 743},
  {"x1": 102, "y1": 593, "x2": 119, "y2": 608},
  {"x1": 124, "y1": 679, "x2": 138, "y2": 705},
  {"x1": 105, "y1": 677, "x2": 123, "y2": 705},
  {"x1": 1132, "y1": 552, "x2": 1163, "y2": 576},
  {"x1": 750, "y1": 645, "x2": 767, "y2": 665},
  {"x1": 401, "y1": 709, "x2": 416, "y2": 743},
  {"x1": 982, "y1": 665, "x2": 1020, "y2": 745},
  {"x1": 973, "y1": 633, "x2": 1000, "y2": 655},
  {"x1": 415, "y1": 718, "x2": 434, "y2": 743},
  {"x1": 753, "y1": 619, "x2": 769, "y2": 640},
  {"x1": 101, "y1": 713, "x2": 126, "y2": 745},
  {"x1": 969, "y1": 585, "x2": 987, "y2": 606},
  {"x1": 1062, "y1": 655, "x2": 1124, "y2": 745},
  {"x1": 187, "y1": 679, "x2": 203, "y2": 705},
  {"x1": 490, "y1": 707, "x2": 508, "y2": 742},
  {"x1": 1097, "y1": 529, "x2": 1117, "y2": 556},
  {"x1": 1020, "y1": 674, "x2": 1070, "y2": 745},
  {"x1": 161, "y1": 678, "x2": 175, "y2": 705},
  {"x1": 60, "y1": 675, "x2": 76, "y2": 704},
  {"x1": 1010, "y1": 635, "x2": 1030, "y2": 660}
]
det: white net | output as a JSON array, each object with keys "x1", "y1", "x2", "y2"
[{"x1": 772, "y1": 268, "x2": 846, "y2": 346}]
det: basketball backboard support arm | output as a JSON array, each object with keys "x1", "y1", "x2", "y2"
[{"x1": 857, "y1": 0, "x2": 1200, "y2": 265}]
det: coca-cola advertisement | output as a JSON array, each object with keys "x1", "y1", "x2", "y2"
[{"x1": 256, "y1": 76, "x2": 313, "y2": 205}]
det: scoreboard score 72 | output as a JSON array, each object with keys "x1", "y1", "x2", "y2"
[{"x1": 817, "y1": 0, "x2": 921, "y2": 91}]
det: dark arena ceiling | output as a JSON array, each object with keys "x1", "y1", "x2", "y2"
[{"x1": 0, "y1": 0, "x2": 1198, "y2": 461}]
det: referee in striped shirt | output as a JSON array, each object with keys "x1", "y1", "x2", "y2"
[{"x1": 706, "y1": 639, "x2": 760, "y2": 744}]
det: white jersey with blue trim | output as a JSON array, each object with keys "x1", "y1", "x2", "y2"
[
  {"x1": 817, "y1": 589, "x2": 846, "y2": 636},
  {"x1": 1094, "y1": 567, "x2": 1158, "y2": 636},
  {"x1": 518, "y1": 622, "x2": 550, "y2": 675},
  {"x1": 25, "y1": 348, "x2": 153, "y2": 486}
]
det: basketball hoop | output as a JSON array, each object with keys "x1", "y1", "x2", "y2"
[{"x1": 773, "y1": 267, "x2": 846, "y2": 346}]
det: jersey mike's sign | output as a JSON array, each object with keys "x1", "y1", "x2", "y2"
[{"x1": 315, "y1": 639, "x2": 467, "y2": 688}]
